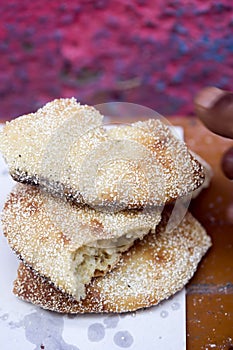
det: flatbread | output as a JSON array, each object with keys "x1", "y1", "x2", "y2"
[
  {"x1": 0, "y1": 98, "x2": 205, "y2": 210},
  {"x1": 190, "y1": 152, "x2": 213, "y2": 198},
  {"x1": 2, "y1": 184, "x2": 161, "y2": 300},
  {"x1": 13, "y1": 210, "x2": 211, "y2": 313}
]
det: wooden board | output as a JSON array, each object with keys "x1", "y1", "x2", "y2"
[{"x1": 172, "y1": 117, "x2": 233, "y2": 350}]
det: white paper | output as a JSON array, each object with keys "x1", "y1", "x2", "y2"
[{"x1": 0, "y1": 125, "x2": 186, "y2": 350}]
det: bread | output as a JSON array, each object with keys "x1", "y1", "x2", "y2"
[
  {"x1": 0, "y1": 98, "x2": 205, "y2": 210},
  {"x1": 190, "y1": 152, "x2": 213, "y2": 198},
  {"x1": 13, "y1": 210, "x2": 211, "y2": 313},
  {"x1": 1, "y1": 98, "x2": 210, "y2": 314},
  {"x1": 2, "y1": 184, "x2": 161, "y2": 300}
]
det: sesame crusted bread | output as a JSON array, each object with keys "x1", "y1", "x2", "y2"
[
  {"x1": 2, "y1": 184, "x2": 162, "y2": 300},
  {"x1": 0, "y1": 98, "x2": 205, "y2": 210},
  {"x1": 13, "y1": 210, "x2": 211, "y2": 313},
  {"x1": 105, "y1": 121, "x2": 205, "y2": 208},
  {"x1": 190, "y1": 152, "x2": 213, "y2": 199}
]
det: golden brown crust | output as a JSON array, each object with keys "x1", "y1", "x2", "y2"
[
  {"x1": 190, "y1": 151, "x2": 213, "y2": 198},
  {"x1": 0, "y1": 99, "x2": 205, "y2": 210},
  {"x1": 2, "y1": 184, "x2": 161, "y2": 300},
  {"x1": 13, "y1": 211, "x2": 211, "y2": 313}
]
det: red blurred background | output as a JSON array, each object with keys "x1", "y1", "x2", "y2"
[{"x1": 0, "y1": 0, "x2": 233, "y2": 120}]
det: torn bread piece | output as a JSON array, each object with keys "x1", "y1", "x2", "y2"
[
  {"x1": 2, "y1": 184, "x2": 162, "y2": 300},
  {"x1": 0, "y1": 98, "x2": 205, "y2": 209},
  {"x1": 13, "y1": 210, "x2": 211, "y2": 313}
]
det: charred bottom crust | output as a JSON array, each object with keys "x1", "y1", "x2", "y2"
[
  {"x1": 11, "y1": 170, "x2": 85, "y2": 205},
  {"x1": 12, "y1": 170, "x2": 40, "y2": 187},
  {"x1": 13, "y1": 262, "x2": 158, "y2": 314},
  {"x1": 10, "y1": 170, "x2": 147, "y2": 210},
  {"x1": 13, "y1": 264, "x2": 103, "y2": 314},
  {"x1": 10, "y1": 168, "x2": 204, "y2": 210}
]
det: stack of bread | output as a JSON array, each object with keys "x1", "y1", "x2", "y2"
[{"x1": 0, "y1": 98, "x2": 211, "y2": 313}]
